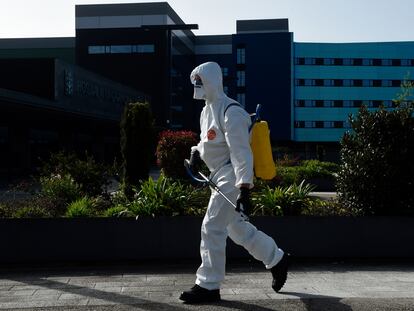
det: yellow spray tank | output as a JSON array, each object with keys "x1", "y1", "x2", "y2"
[{"x1": 250, "y1": 105, "x2": 276, "y2": 180}]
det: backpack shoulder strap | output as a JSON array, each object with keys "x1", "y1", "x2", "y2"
[
  {"x1": 224, "y1": 103, "x2": 242, "y2": 117},
  {"x1": 218, "y1": 102, "x2": 242, "y2": 134}
]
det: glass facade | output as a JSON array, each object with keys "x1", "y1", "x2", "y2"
[{"x1": 88, "y1": 44, "x2": 155, "y2": 54}]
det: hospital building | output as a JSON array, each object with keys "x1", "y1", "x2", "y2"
[{"x1": 1, "y1": 2, "x2": 413, "y2": 175}]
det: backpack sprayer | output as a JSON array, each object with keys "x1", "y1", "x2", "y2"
[{"x1": 184, "y1": 104, "x2": 276, "y2": 221}]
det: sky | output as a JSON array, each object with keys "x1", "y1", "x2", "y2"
[{"x1": 1, "y1": 0, "x2": 414, "y2": 43}]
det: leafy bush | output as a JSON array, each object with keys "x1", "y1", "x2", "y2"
[
  {"x1": 252, "y1": 180, "x2": 316, "y2": 216},
  {"x1": 337, "y1": 88, "x2": 414, "y2": 215},
  {"x1": 40, "y1": 151, "x2": 110, "y2": 196},
  {"x1": 13, "y1": 206, "x2": 49, "y2": 218},
  {"x1": 276, "y1": 160, "x2": 339, "y2": 186},
  {"x1": 40, "y1": 174, "x2": 82, "y2": 204},
  {"x1": 156, "y1": 130, "x2": 199, "y2": 179},
  {"x1": 66, "y1": 197, "x2": 96, "y2": 218},
  {"x1": 123, "y1": 174, "x2": 209, "y2": 217},
  {"x1": 120, "y1": 102, "x2": 155, "y2": 196},
  {"x1": 301, "y1": 198, "x2": 361, "y2": 216},
  {"x1": 0, "y1": 203, "x2": 12, "y2": 218},
  {"x1": 103, "y1": 205, "x2": 128, "y2": 217}
]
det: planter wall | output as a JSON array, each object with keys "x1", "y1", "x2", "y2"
[{"x1": 2, "y1": 216, "x2": 414, "y2": 264}]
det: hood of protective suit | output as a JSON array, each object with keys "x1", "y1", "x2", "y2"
[{"x1": 190, "y1": 62, "x2": 225, "y2": 103}]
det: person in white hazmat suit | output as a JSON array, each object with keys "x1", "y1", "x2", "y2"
[{"x1": 179, "y1": 61, "x2": 290, "y2": 304}]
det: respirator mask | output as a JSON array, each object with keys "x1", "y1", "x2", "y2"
[{"x1": 193, "y1": 78, "x2": 206, "y2": 100}]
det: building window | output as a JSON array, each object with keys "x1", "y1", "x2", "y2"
[
  {"x1": 222, "y1": 67, "x2": 229, "y2": 77},
  {"x1": 381, "y1": 59, "x2": 393, "y2": 66},
  {"x1": 343, "y1": 79, "x2": 354, "y2": 87},
  {"x1": 295, "y1": 121, "x2": 305, "y2": 128},
  {"x1": 372, "y1": 100, "x2": 382, "y2": 108},
  {"x1": 237, "y1": 71, "x2": 245, "y2": 87},
  {"x1": 362, "y1": 58, "x2": 373, "y2": 66},
  {"x1": 324, "y1": 100, "x2": 334, "y2": 107},
  {"x1": 382, "y1": 80, "x2": 392, "y2": 87},
  {"x1": 401, "y1": 59, "x2": 412, "y2": 66},
  {"x1": 353, "y1": 80, "x2": 363, "y2": 87},
  {"x1": 323, "y1": 58, "x2": 335, "y2": 65},
  {"x1": 373, "y1": 80, "x2": 382, "y2": 87},
  {"x1": 324, "y1": 121, "x2": 334, "y2": 128},
  {"x1": 344, "y1": 100, "x2": 353, "y2": 107},
  {"x1": 392, "y1": 59, "x2": 401, "y2": 66},
  {"x1": 304, "y1": 100, "x2": 315, "y2": 107},
  {"x1": 353, "y1": 58, "x2": 363, "y2": 66},
  {"x1": 315, "y1": 121, "x2": 324, "y2": 128},
  {"x1": 237, "y1": 47, "x2": 246, "y2": 64},
  {"x1": 304, "y1": 79, "x2": 315, "y2": 86},
  {"x1": 88, "y1": 46, "x2": 106, "y2": 54},
  {"x1": 314, "y1": 79, "x2": 323, "y2": 86},
  {"x1": 334, "y1": 100, "x2": 343, "y2": 107},
  {"x1": 363, "y1": 79, "x2": 373, "y2": 87},
  {"x1": 343, "y1": 58, "x2": 354, "y2": 66},
  {"x1": 88, "y1": 44, "x2": 155, "y2": 54},
  {"x1": 392, "y1": 80, "x2": 401, "y2": 87},
  {"x1": 111, "y1": 45, "x2": 132, "y2": 53},
  {"x1": 353, "y1": 100, "x2": 363, "y2": 108},
  {"x1": 133, "y1": 44, "x2": 155, "y2": 53},
  {"x1": 373, "y1": 59, "x2": 382, "y2": 66},
  {"x1": 323, "y1": 79, "x2": 334, "y2": 86},
  {"x1": 315, "y1": 100, "x2": 324, "y2": 107},
  {"x1": 383, "y1": 100, "x2": 393, "y2": 108},
  {"x1": 295, "y1": 58, "x2": 305, "y2": 65},
  {"x1": 295, "y1": 79, "x2": 303, "y2": 86},
  {"x1": 305, "y1": 121, "x2": 315, "y2": 128},
  {"x1": 334, "y1": 121, "x2": 343, "y2": 128},
  {"x1": 304, "y1": 58, "x2": 316, "y2": 65},
  {"x1": 295, "y1": 100, "x2": 305, "y2": 107},
  {"x1": 363, "y1": 100, "x2": 372, "y2": 107},
  {"x1": 237, "y1": 93, "x2": 246, "y2": 107}
]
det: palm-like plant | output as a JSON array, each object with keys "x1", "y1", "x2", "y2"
[{"x1": 252, "y1": 180, "x2": 315, "y2": 216}]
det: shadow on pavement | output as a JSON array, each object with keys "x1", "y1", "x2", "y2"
[
  {"x1": 5, "y1": 276, "x2": 351, "y2": 311},
  {"x1": 278, "y1": 291, "x2": 353, "y2": 311},
  {"x1": 7, "y1": 275, "x2": 187, "y2": 311}
]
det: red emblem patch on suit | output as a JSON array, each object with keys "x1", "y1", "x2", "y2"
[{"x1": 207, "y1": 129, "x2": 216, "y2": 140}]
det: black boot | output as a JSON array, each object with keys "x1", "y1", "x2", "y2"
[
  {"x1": 179, "y1": 284, "x2": 221, "y2": 303},
  {"x1": 270, "y1": 253, "x2": 290, "y2": 292}
]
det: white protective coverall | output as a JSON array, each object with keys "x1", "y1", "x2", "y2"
[{"x1": 190, "y1": 62, "x2": 284, "y2": 290}]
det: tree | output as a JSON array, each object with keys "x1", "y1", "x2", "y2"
[
  {"x1": 336, "y1": 82, "x2": 414, "y2": 215},
  {"x1": 120, "y1": 102, "x2": 155, "y2": 197}
]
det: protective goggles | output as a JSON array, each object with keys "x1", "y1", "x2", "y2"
[{"x1": 194, "y1": 78, "x2": 203, "y2": 86}]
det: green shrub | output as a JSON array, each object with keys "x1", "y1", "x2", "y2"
[
  {"x1": 181, "y1": 187, "x2": 210, "y2": 216},
  {"x1": 301, "y1": 198, "x2": 360, "y2": 216},
  {"x1": 103, "y1": 205, "x2": 128, "y2": 217},
  {"x1": 0, "y1": 203, "x2": 12, "y2": 218},
  {"x1": 66, "y1": 197, "x2": 96, "y2": 218},
  {"x1": 40, "y1": 174, "x2": 82, "y2": 204},
  {"x1": 156, "y1": 130, "x2": 199, "y2": 179},
  {"x1": 40, "y1": 151, "x2": 110, "y2": 197},
  {"x1": 13, "y1": 206, "x2": 49, "y2": 218},
  {"x1": 123, "y1": 174, "x2": 209, "y2": 217},
  {"x1": 337, "y1": 87, "x2": 414, "y2": 215},
  {"x1": 276, "y1": 160, "x2": 339, "y2": 186},
  {"x1": 252, "y1": 180, "x2": 316, "y2": 216},
  {"x1": 120, "y1": 102, "x2": 155, "y2": 196}
]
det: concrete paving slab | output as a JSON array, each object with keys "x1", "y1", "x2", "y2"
[{"x1": 0, "y1": 263, "x2": 414, "y2": 310}]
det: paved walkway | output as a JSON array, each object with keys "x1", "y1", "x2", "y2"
[{"x1": 1, "y1": 263, "x2": 414, "y2": 310}]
